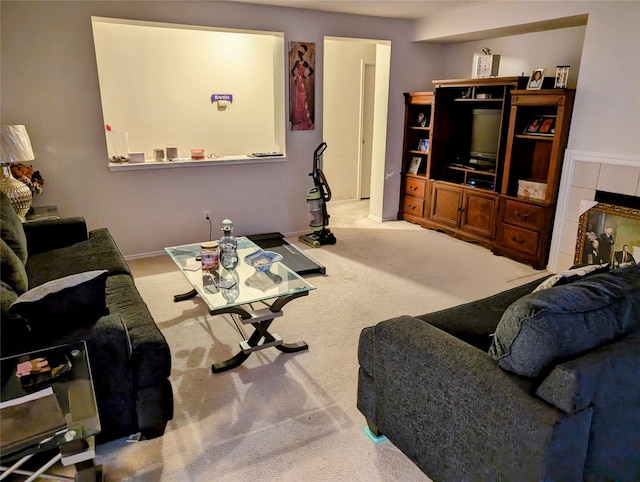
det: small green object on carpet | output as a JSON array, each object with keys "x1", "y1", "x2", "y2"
[{"x1": 364, "y1": 426, "x2": 388, "y2": 444}]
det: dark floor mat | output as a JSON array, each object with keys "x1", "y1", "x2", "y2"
[{"x1": 246, "y1": 232, "x2": 326, "y2": 275}]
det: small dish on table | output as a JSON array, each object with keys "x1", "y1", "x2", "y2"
[{"x1": 244, "y1": 249, "x2": 283, "y2": 272}]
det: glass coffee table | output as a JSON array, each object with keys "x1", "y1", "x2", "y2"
[
  {"x1": 0, "y1": 341, "x2": 102, "y2": 481},
  {"x1": 165, "y1": 237, "x2": 316, "y2": 373}
]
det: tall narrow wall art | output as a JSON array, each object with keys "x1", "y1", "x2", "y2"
[{"x1": 289, "y1": 42, "x2": 315, "y2": 131}]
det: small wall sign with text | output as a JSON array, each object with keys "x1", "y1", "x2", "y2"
[
  {"x1": 211, "y1": 94, "x2": 233, "y2": 103},
  {"x1": 211, "y1": 94, "x2": 233, "y2": 110}
]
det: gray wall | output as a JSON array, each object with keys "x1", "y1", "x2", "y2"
[
  {"x1": 0, "y1": 1, "x2": 437, "y2": 256},
  {"x1": 1, "y1": 1, "x2": 638, "y2": 257}
]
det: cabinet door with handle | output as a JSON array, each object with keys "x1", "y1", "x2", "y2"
[
  {"x1": 461, "y1": 190, "x2": 498, "y2": 239},
  {"x1": 430, "y1": 183, "x2": 462, "y2": 228}
]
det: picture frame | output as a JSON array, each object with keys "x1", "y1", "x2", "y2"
[
  {"x1": 526, "y1": 68, "x2": 546, "y2": 90},
  {"x1": 524, "y1": 115, "x2": 556, "y2": 136},
  {"x1": 574, "y1": 202, "x2": 640, "y2": 266},
  {"x1": 536, "y1": 115, "x2": 556, "y2": 135},
  {"x1": 417, "y1": 138, "x2": 429, "y2": 152},
  {"x1": 416, "y1": 112, "x2": 428, "y2": 127},
  {"x1": 472, "y1": 53, "x2": 500, "y2": 79},
  {"x1": 289, "y1": 41, "x2": 316, "y2": 131},
  {"x1": 408, "y1": 156, "x2": 423, "y2": 175},
  {"x1": 554, "y1": 65, "x2": 570, "y2": 89},
  {"x1": 524, "y1": 116, "x2": 542, "y2": 134}
]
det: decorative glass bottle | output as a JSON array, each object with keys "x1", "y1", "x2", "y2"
[{"x1": 219, "y1": 219, "x2": 238, "y2": 270}]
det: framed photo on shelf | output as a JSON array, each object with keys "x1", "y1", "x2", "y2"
[
  {"x1": 524, "y1": 117, "x2": 542, "y2": 133},
  {"x1": 536, "y1": 115, "x2": 556, "y2": 135},
  {"x1": 524, "y1": 115, "x2": 556, "y2": 136},
  {"x1": 526, "y1": 68, "x2": 546, "y2": 90},
  {"x1": 417, "y1": 138, "x2": 429, "y2": 152},
  {"x1": 554, "y1": 66, "x2": 570, "y2": 88},
  {"x1": 416, "y1": 112, "x2": 428, "y2": 127},
  {"x1": 408, "y1": 156, "x2": 423, "y2": 175},
  {"x1": 574, "y1": 202, "x2": 640, "y2": 266}
]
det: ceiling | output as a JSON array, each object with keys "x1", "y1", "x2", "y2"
[{"x1": 226, "y1": 0, "x2": 487, "y2": 20}]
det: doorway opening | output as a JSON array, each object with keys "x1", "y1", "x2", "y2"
[{"x1": 322, "y1": 37, "x2": 391, "y2": 221}]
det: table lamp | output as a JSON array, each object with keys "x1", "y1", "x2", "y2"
[{"x1": 1, "y1": 125, "x2": 36, "y2": 220}]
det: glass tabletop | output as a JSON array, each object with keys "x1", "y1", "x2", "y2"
[
  {"x1": 0, "y1": 340, "x2": 100, "y2": 461},
  {"x1": 165, "y1": 237, "x2": 316, "y2": 312}
]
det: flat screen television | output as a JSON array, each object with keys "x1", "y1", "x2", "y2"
[{"x1": 468, "y1": 108, "x2": 501, "y2": 166}]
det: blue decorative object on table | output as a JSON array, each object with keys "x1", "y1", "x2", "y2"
[{"x1": 244, "y1": 249, "x2": 283, "y2": 272}]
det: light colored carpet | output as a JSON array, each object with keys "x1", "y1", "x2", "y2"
[{"x1": 93, "y1": 201, "x2": 548, "y2": 481}]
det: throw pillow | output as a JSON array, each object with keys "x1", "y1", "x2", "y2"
[
  {"x1": 0, "y1": 280, "x2": 33, "y2": 350},
  {"x1": 488, "y1": 266, "x2": 640, "y2": 378},
  {"x1": 0, "y1": 191, "x2": 28, "y2": 263},
  {"x1": 9, "y1": 270, "x2": 109, "y2": 327},
  {"x1": 1, "y1": 238, "x2": 28, "y2": 294},
  {"x1": 532, "y1": 263, "x2": 610, "y2": 292}
]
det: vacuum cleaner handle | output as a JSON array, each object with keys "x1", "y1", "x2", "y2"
[
  {"x1": 314, "y1": 142, "x2": 327, "y2": 159},
  {"x1": 316, "y1": 169, "x2": 332, "y2": 202}
]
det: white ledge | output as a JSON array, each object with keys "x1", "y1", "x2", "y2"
[{"x1": 107, "y1": 155, "x2": 287, "y2": 171}]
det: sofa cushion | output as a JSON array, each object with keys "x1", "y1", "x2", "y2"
[
  {"x1": 489, "y1": 266, "x2": 640, "y2": 378},
  {"x1": 1, "y1": 238, "x2": 28, "y2": 294},
  {"x1": 417, "y1": 275, "x2": 550, "y2": 351},
  {"x1": 532, "y1": 263, "x2": 610, "y2": 292},
  {"x1": 0, "y1": 192, "x2": 28, "y2": 263},
  {"x1": 106, "y1": 274, "x2": 172, "y2": 387},
  {"x1": 26, "y1": 228, "x2": 131, "y2": 287},
  {"x1": 358, "y1": 326, "x2": 375, "y2": 376},
  {"x1": 10, "y1": 270, "x2": 109, "y2": 327}
]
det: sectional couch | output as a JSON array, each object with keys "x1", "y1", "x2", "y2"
[
  {"x1": 1, "y1": 192, "x2": 173, "y2": 443},
  {"x1": 357, "y1": 263, "x2": 640, "y2": 481}
]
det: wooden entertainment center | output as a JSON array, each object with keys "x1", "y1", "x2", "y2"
[{"x1": 399, "y1": 77, "x2": 575, "y2": 269}]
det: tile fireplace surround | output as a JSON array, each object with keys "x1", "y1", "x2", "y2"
[{"x1": 548, "y1": 150, "x2": 640, "y2": 273}]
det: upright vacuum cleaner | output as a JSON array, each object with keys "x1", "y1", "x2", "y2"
[{"x1": 299, "y1": 142, "x2": 337, "y2": 248}]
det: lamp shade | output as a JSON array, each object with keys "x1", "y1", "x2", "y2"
[{"x1": 1, "y1": 125, "x2": 35, "y2": 163}]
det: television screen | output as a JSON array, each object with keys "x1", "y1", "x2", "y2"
[{"x1": 469, "y1": 108, "x2": 501, "y2": 163}]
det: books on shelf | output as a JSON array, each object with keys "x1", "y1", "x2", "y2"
[{"x1": 0, "y1": 387, "x2": 67, "y2": 455}]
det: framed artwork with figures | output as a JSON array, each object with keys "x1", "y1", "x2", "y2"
[{"x1": 574, "y1": 203, "x2": 640, "y2": 266}]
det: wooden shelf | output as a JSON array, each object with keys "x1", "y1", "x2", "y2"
[
  {"x1": 453, "y1": 98, "x2": 504, "y2": 102},
  {"x1": 399, "y1": 92, "x2": 434, "y2": 223},
  {"x1": 448, "y1": 166, "x2": 495, "y2": 176},
  {"x1": 496, "y1": 89, "x2": 575, "y2": 268},
  {"x1": 399, "y1": 79, "x2": 575, "y2": 270},
  {"x1": 515, "y1": 134, "x2": 554, "y2": 141}
]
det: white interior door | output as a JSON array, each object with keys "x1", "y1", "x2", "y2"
[{"x1": 360, "y1": 63, "x2": 375, "y2": 199}]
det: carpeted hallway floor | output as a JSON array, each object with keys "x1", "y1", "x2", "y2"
[{"x1": 91, "y1": 201, "x2": 547, "y2": 481}]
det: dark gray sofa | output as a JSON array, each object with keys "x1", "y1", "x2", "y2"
[
  {"x1": 1, "y1": 192, "x2": 173, "y2": 443},
  {"x1": 357, "y1": 264, "x2": 640, "y2": 481}
]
